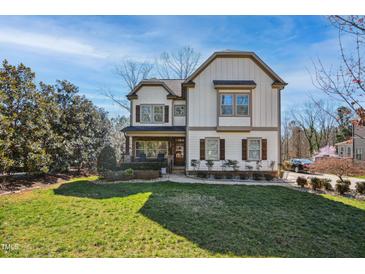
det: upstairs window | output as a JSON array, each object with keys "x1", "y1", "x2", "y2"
[
  {"x1": 219, "y1": 93, "x2": 250, "y2": 116},
  {"x1": 236, "y1": 94, "x2": 249, "y2": 116},
  {"x1": 174, "y1": 105, "x2": 186, "y2": 117},
  {"x1": 220, "y1": 94, "x2": 233, "y2": 115},
  {"x1": 141, "y1": 105, "x2": 164, "y2": 123}
]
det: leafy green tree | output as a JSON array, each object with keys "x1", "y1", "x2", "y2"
[
  {"x1": 0, "y1": 60, "x2": 52, "y2": 174},
  {"x1": 0, "y1": 60, "x2": 113, "y2": 177}
]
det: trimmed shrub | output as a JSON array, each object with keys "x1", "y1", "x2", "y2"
[
  {"x1": 123, "y1": 168, "x2": 134, "y2": 176},
  {"x1": 335, "y1": 179, "x2": 351, "y2": 195},
  {"x1": 239, "y1": 173, "x2": 248, "y2": 180},
  {"x1": 252, "y1": 173, "x2": 262, "y2": 180},
  {"x1": 197, "y1": 172, "x2": 207, "y2": 178},
  {"x1": 282, "y1": 160, "x2": 291, "y2": 171},
  {"x1": 355, "y1": 182, "x2": 365, "y2": 194},
  {"x1": 322, "y1": 179, "x2": 334, "y2": 191},
  {"x1": 225, "y1": 173, "x2": 233, "y2": 179},
  {"x1": 97, "y1": 145, "x2": 117, "y2": 172},
  {"x1": 214, "y1": 174, "x2": 223, "y2": 179},
  {"x1": 309, "y1": 177, "x2": 322, "y2": 190},
  {"x1": 296, "y1": 176, "x2": 307, "y2": 188},
  {"x1": 264, "y1": 173, "x2": 274, "y2": 181}
]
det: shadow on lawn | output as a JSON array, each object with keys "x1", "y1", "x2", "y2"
[{"x1": 54, "y1": 180, "x2": 365, "y2": 257}]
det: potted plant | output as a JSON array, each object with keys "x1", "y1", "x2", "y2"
[
  {"x1": 191, "y1": 159, "x2": 200, "y2": 173},
  {"x1": 205, "y1": 160, "x2": 214, "y2": 179}
]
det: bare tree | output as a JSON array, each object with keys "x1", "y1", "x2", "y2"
[
  {"x1": 312, "y1": 16, "x2": 365, "y2": 124},
  {"x1": 102, "y1": 60, "x2": 153, "y2": 112},
  {"x1": 156, "y1": 46, "x2": 201, "y2": 79},
  {"x1": 290, "y1": 101, "x2": 337, "y2": 156}
]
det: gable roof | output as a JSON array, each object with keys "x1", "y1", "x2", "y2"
[
  {"x1": 183, "y1": 51, "x2": 287, "y2": 87},
  {"x1": 127, "y1": 79, "x2": 184, "y2": 99},
  {"x1": 335, "y1": 138, "x2": 353, "y2": 146}
]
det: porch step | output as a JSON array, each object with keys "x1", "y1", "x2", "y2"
[{"x1": 171, "y1": 166, "x2": 185, "y2": 174}]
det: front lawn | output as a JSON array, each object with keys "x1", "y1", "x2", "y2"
[{"x1": 1, "y1": 177, "x2": 365, "y2": 257}]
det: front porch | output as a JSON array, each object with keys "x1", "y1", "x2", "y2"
[
  {"x1": 123, "y1": 126, "x2": 186, "y2": 172},
  {"x1": 124, "y1": 135, "x2": 186, "y2": 172}
]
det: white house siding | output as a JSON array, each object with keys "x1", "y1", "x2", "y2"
[
  {"x1": 131, "y1": 86, "x2": 172, "y2": 126},
  {"x1": 172, "y1": 100, "x2": 186, "y2": 126},
  {"x1": 188, "y1": 57, "x2": 279, "y2": 128},
  {"x1": 218, "y1": 117, "x2": 250, "y2": 127},
  {"x1": 187, "y1": 130, "x2": 279, "y2": 171},
  {"x1": 337, "y1": 143, "x2": 353, "y2": 158},
  {"x1": 354, "y1": 125, "x2": 365, "y2": 161}
]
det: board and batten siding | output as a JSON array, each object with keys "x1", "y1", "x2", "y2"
[
  {"x1": 131, "y1": 86, "x2": 172, "y2": 126},
  {"x1": 172, "y1": 100, "x2": 186, "y2": 126},
  {"x1": 188, "y1": 57, "x2": 279, "y2": 128},
  {"x1": 187, "y1": 130, "x2": 279, "y2": 171}
]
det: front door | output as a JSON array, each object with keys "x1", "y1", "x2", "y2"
[{"x1": 174, "y1": 138, "x2": 185, "y2": 166}]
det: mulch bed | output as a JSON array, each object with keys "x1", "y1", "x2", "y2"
[{"x1": 0, "y1": 171, "x2": 94, "y2": 195}]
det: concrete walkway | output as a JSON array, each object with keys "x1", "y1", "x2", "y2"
[{"x1": 283, "y1": 171, "x2": 364, "y2": 190}]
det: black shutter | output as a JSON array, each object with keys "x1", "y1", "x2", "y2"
[
  {"x1": 164, "y1": 105, "x2": 169, "y2": 123},
  {"x1": 242, "y1": 139, "x2": 248, "y2": 160},
  {"x1": 200, "y1": 139, "x2": 205, "y2": 160},
  {"x1": 135, "y1": 105, "x2": 140, "y2": 122},
  {"x1": 220, "y1": 139, "x2": 225, "y2": 160},
  {"x1": 262, "y1": 139, "x2": 267, "y2": 160}
]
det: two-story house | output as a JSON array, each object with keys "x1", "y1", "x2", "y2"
[{"x1": 123, "y1": 51, "x2": 287, "y2": 174}]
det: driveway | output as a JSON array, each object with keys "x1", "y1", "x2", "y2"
[{"x1": 283, "y1": 171, "x2": 363, "y2": 190}]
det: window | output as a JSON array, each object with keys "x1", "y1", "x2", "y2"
[
  {"x1": 356, "y1": 148, "x2": 363, "y2": 160},
  {"x1": 141, "y1": 105, "x2": 164, "y2": 123},
  {"x1": 340, "y1": 147, "x2": 344, "y2": 156},
  {"x1": 153, "y1": 106, "x2": 163, "y2": 122},
  {"x1": 174, "y1": 105, "x2": 185, "y2": 116},
  {"x1": 206, "y1": 138, "x2": 219, "y2": 160},
  {"x1": 347, "y1": 147, "x2": 351, "y2": 157},
  {"x1": 220, "y1": 95, "x2": 233, "y2": 115},
  {"x1": 219, "y1": 93, "x2": 250, "y2": 116},
  {"x1": 135, "y1": 141, "x2": 168, "y2": 158},
  {"x1": 248, "y1": 139, "x2": 261, "y2": 160},
  {"x1": 236, "y1": 95, "x2": 249, "y2": 116}
]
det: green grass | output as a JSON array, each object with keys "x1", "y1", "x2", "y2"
[
  {"x1": 355, "y1": 175, "x2": 365, "y2": 180},
  {"x1": 1, "y1": 177, "x2": 365, "y2": 258}
]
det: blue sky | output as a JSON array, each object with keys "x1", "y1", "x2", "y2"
[{"x1": 0, "y1": 16, "x2": 345, "y2": 117}]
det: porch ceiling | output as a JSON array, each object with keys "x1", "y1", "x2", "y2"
[{"x1": 123, "y1": 126, "x2": 186, "y2": 137}]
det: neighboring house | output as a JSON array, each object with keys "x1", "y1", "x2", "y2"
[
  {"x1": 353, "y1": 125, "x2": 365, "y2": 161},
  {"x1": 313, "y1": 145, "x2": 337, "y2": 161},
  {"x1": 122, "y1": 51, "x2": 287, "y2": 174},
  {"x1": 335, "y1": 139, "x2": 353, "y2": 158},
  {"x1": 335, "y1": 125, "x2": 365, "y2": 161}
]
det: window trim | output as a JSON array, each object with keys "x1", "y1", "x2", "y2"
[
  {"x1": 218, "y1": 92, "x2": 251, "y2": 117},
  {"x1": 205, "y1": 137, "x2": 220, "y2": 161},
  {"x1": 140, "y1": 104, "x2": 165, "y2": 124},
  {"x1": 235, "y1": 94, "x2": 250, "y2": 117},
  {"x1": 247, "y1": 138, "x2": 261, "y2": 161},
  {"x1": 347, "y1": 146, "x2": 351, "y2": 157},
  {"x1": 355, "y1": 148, "x2": 363, "y2": 160},
  {"x1": 173, "y1": 104, "x2": 186, "y2": 117},
  {"x1": 220, "y1": 94, "x2": 234, "y2": 116}
]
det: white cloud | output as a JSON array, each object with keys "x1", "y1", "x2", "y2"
[{"x1": 0, "y1": 28, "x2": 106, "y2": 58}]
